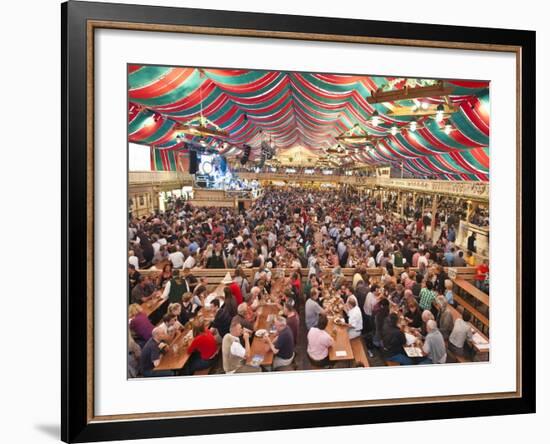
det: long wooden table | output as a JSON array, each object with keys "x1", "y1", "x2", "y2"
[
  {"x1": 246, "y1": 304, "x2": 280, "y2": 366},
  {"x1": 141, "y1": 295, "x2": 168, "y2": 318},
  {"x1": 325, "y1": 317, "x2": 354, "y2": 362},
  {"x1": 154, "y1": 307, "x2": 217, "y2": 372}
]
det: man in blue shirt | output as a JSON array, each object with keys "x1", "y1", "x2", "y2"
[{"x1": 444, "y1": 247, "x2": 456, "y2": 266}]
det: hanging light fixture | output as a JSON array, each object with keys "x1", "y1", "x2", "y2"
[
  {"x1": 444, "y1": 123, "x2": 453, "y2": 135},
  {"x1": 435, "y1": 104, "x2": 445, "y2": 123},
  {"x1": 391, "y1": 125, "x2": 398, "y2": 136},
  {"x1": 421, "y1": 101, "x2": 429, "y2": 110},
  {"x1": 409, "y1": 120, "x2": 417, "y2": 132}
]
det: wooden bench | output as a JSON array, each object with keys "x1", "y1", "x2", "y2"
[
  {"x1": 446, "y1": 348, "x2": 471, "y2": 364},
  {"x1": 350, "y1": 337, "x2": 370, "y2": 368},
  {"x1": 453, "y1": 277, "x2": 489, "y2": 306},
  {"x1": 385, "y1": 360, "x2": 400, "y2": 366},
  {"x1": 453, "y1": 294, "x2": 489, "y2": 335}
]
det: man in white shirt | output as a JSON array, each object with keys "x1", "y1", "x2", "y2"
[
  {"x1": 344, "y1": 295, "x2": 363, "y2": 339},
  {"x1": 222, "y1": 319, "x2": 258, "y2": 374},
  {"x1": 343, "y1": 226, "x2": 352, "y2": 238},
  {"x1": 128, "y1": 250, "x2": 139, "y2": 269},
  {"x1": 182, "y1": 251, "x2": 196, "y2": 269},
  {"x1": 417, "y1": 251, "x2": 429, "y2": 270},
  {"x1": 168, "y1": 247, "x2": 185, "y2": 269},
  {"x1": 151, "y1": 237, "x2": 161, "y2": 258}
]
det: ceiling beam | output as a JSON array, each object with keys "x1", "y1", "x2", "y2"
[
  {"x1": 386, "y1": 103, "x2": 457, "y2": 117},
  {"x1": 367, "y1": 83, "x2": 454, "y2": 104},
  {"x1": 173, "y1": 124, "x2": 229, "y2": 139}
]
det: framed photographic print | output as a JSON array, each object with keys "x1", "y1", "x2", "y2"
[{"x1": 62, "y1": 0, "x2": 536, "y2": 442}]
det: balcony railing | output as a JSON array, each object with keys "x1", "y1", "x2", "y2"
[
  {"x1": 128, "y1": 171, "x2": 488, "y2": 200},
  {"x1": 129, "y1": 171, "x2": 193, "y2": 185}
]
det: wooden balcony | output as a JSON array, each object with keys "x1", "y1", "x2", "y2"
[
  {"x1": 238, "y1": 172, "x2": 488, "y2": 201},
  {"x1": 128, "y1": 171, "x2": 488, "y2": 201}
]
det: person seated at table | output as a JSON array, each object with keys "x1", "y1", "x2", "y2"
[
  {"x1": 181, "y1": 266, "x2": 198, "y2": 294},
  {"x1": 305, "y1": 288, "x2": 326, "y2": 330},
  {"x1": 373, "y1": 298, "x2": 390, "y2": 348},
  {"x1": 156, "y1": 313, "x2": 180, "y2": 342},
  {"x1": 232, "y1": 303, "x2": 254, "y2": 332},
  {"x1": 449, "y1": 308, "x2": 474, "y2": 358},
  {"x1": 128, "y1": 328, "x2": 141, "y2": 378},
  {"x1": 128, "y1": 265, "x2": 141, "y2": 302},
  {"x1": 306, "y1": 313, "x2": 334, "y2": 368},
  {"x1": 283, "y1": 301, "x2": 299, "y2": 345},
  {"x1": 234, "y1": 266, "x2": 250, "y2": 301},
  {"x1": 264, "y1": 316, "x2": 295, "y2": 370},
  {"x1": 352, "y1": 267, "x2": 365, "y2": 291},
  {"x1": 193, "y1": 285, "x2": 208, "y2": 308},
  {"x1": 166, "y1": 303, "x2": 185, "y2": 330},
  {"x1": 343, "y1": 295, "x2": 363, "y2": 339},
  {"x1": 389, "y1": 283, "x2": 405, "y2": 305},
  {"x1": 194, "y1": 277, "x2": 208, "y2": 295},
  {"x1": 179, "y1": 292, "x2": 200, "y2": 325},
  {"x1": 222, "y1": 319, "x2": 257, "y2": 374},
  {"x1": 420, "y1": 309, "x2": 435, "y2": 337},
  {"x1": 184, "y1": 318, "x2": 219, "y2": 375},
  {"x1": 256, "y1": 276, "x2": 271, "y2": 297},
  {"x1": 155, "y1": 263, "x2": 173, "y2": 288},
  {"x1": 420, "y1": 320, "x2": 447, "y2": 364},
  {"x1": 404, "y1": 298, "x2": 423, "y2": 329},
  {"x1": 245, "y1": 286, "x2": 261, "y2": 312},
  {"x1": 382, "y1": 313, "x2": 413, "y2": 365},
  {"x1": 129, "y1": 303, "x2": 154, "y2": 348},
  {"x1": 139, "y1": 326, "x2": 174, "y2": 377},
  {"x1": 168, "y1": 245, "x2": 185, "y2": 269},
  {"x1": 211, "y1": 293, "x2": 236, "y2": 339},
  {"x1": 302, "y1": 274, "x2": 318, "y2": 299},
  {"x1": 435, "y1": 295, "x2": 454, "y2": 341},
  {"x1": 131, "y1": 275, "x2": 157, "y2": 304}
]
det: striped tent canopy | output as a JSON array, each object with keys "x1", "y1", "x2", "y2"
[{"x1": 128, "y1": 65, "x2": 489, "y2": 180}]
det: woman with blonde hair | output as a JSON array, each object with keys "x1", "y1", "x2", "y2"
[
  {"x1": 128, "y1": 303, "x2": 154, "y2": 347},
  {"x1": 444, "y1": 279, "x2": 455, "y2": 306},
  {"x1": 166, "y1": 302, "x2": 185, "y2": 330}
]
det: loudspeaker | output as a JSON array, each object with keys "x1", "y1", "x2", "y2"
[
  {"x1": 189, "y1": 150, "x2": 198, "y2": 174},
  {"x1": 240, "y1": 144, "x2": 251, "y2": 165}
]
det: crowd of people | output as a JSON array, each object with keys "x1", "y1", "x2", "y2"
[{"x1": 127, "y1": 186, "x2": 490, "y2": 377}]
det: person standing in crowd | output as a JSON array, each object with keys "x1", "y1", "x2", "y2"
[
  {"x1": 435, "y1": 296, "x2": 454, "y2": 341},
  {"x1": 467, "y1": 231, "x2": 477, "y2": 253},
  {"x1": 305, "y1": 288, "x2": 325, "y2": 330},
  {"x1": 419, "y1": 281, "x2": 436, "y2": 311}
]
